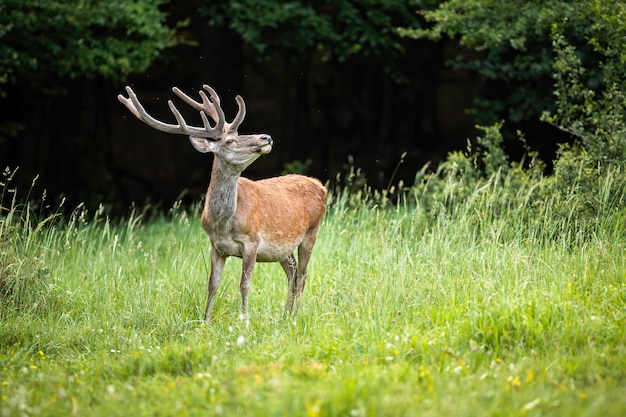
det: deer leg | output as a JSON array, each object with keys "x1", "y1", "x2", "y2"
[
  {"x1": 292, "y1": 228, "x2": 320, "y2": 312},
  {"x1": 280, "y1": 253, "x2": 298, "y2": 314},
  {"x1": 295, "y1": 247, "x2": 311, "y2": 304},
  {"x1": 240, "y1": 246, "x2": 258, "y2": 322},
  {"x1": 205, "y1": 247, "x2": 226, "y2": 322}
]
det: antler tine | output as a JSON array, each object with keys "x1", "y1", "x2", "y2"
[
  {"x1": 117, "y1": 87, "x2": 145, "y2": 120},
  {"x1": 228, "y1": 95, "x2": 247, "y2": 133},
  {"x1": 202, "y1": 85, "x2": 221, "y2": 105},
  {"x1": 202, "y1": 85, "x2": 226, "y2": 133},
  {"x1": 166, "y1": 96, "x2": 217, "y2": 136},
  {"x1": 118, "y1": 86, "x2": 186, "y2": 135},
  {"x1": 197, "y1": 90, "x2": 220, "y2": 122},
  {"x1": 166, "y1": 100, "x2": 190, "y2": 131},
  {"x1": 117, "y1": 86, "x2": 221, "y2": 139},
  {"x1": 172, "y1": 87, "x2": 220, "y2": 125}
]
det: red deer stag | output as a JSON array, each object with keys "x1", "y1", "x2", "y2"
[{"x1": 118, "y1": 84, "x2": 327, "y2": 323}]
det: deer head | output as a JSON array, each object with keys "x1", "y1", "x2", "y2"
[{"x1": 117, "y1": 85, "x2": 273, "y2": 170}]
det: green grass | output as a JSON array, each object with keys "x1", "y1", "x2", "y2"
[{"x1": 1, "y1": 180, "x2": 625, "y2": 416}]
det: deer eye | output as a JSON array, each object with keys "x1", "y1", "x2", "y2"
[{"x1": 225, "y1": 138, "x2": 235, "y2": 144}]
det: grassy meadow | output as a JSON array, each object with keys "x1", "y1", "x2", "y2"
[{"x1": 1, "y1": 171, "x2": 625, "y2": 416}]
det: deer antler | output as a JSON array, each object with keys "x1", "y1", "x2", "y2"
[
  {"x1": 170, "y1": 85, "x2": 246, "y2": 134},
  {"x1": 117, "y1": 85, "x2": 247, "y2": 139}
]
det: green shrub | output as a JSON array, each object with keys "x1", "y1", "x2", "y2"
[{"x1": 409, "y1": 8, "x2": 626, "y2": 244}]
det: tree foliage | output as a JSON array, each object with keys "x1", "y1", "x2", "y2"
[
  {"x1": 408, "y1": 0, "x2": 626, "y2": 233},
  {"x1": 400, "y1": 0, "x2": 612, "y2": 125},
  {"x1": 0, "y1": 0, "x2": 175, "y2": 95},
  {"x1": 542, "y1": 3, "x2": 626, "y2": 165},
  {"x1": 199, "y1": 0, "x2": 429, "y2": 78}
]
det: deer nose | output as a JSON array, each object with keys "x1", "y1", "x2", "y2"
[{"x1": 261, "y1": 134, "x2": 273, "y2": 145}]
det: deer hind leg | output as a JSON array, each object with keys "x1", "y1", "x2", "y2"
[
  {"x1": 280, "y1": 253, "x2": 298, "y2": 314},
  {"x1": 292, "y1": 226, "x2": 321, "y2": 312},
  {"x1": 205, "y1": 247, "x2": 226, "y2": 323}
]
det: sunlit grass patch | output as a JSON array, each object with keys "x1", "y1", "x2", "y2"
[{"x1": 1, "y1": 168, "x2": 625, "y2": 416}]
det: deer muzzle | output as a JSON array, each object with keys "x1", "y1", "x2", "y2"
[{"x1": 257, "y1": 135, "x2": 273, "y2": 154}]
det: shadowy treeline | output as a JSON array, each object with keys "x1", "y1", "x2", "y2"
[{"x1": 0, "y1": 1, "x2": 562, "y2": 215}]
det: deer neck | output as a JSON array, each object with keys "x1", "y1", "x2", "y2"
[{"x1": 204, "y1": 158, "x2": 242, "y2": 222}]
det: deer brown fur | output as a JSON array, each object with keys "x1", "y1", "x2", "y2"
[{"x1": 118, "y1": 84, "x2": 327, "y2": 322}]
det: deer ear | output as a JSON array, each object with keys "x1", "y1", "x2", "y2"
[{"x1": 189, "y1": 136, "x2": 216, "y2": 153}]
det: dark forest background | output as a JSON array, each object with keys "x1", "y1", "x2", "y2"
[{"x1": 1, "y1": 0, "x2": 624, "y2": 214}]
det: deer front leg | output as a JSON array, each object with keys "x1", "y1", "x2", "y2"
[
  {"x1": 240, "y1": 245, "x2": 258, "y2": 323},
  {"x1": 280, "y1": 253, "x2": 298, "y2": 314},
  {"x1": 205, "y1": 246, "x2": 226, "y2": 323}
]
